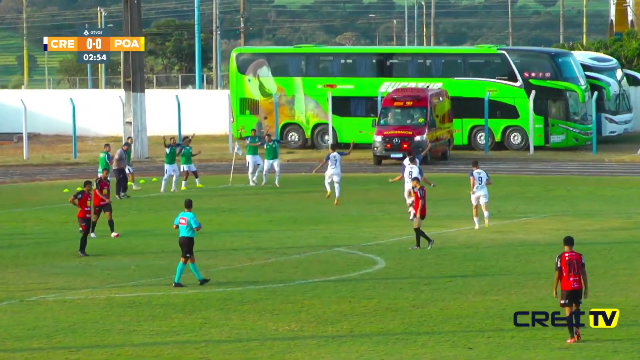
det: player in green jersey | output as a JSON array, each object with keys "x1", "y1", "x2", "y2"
[
  {"x1": 161, "y1": 136, "x2": 181, "y2": 193},
  {"x1": 261, "y1": 133, "x2": 288, "y2": 187},
  {"x1": 124, "y1": 136, "x2": 141, "y2": 190},
  {"x1": 240, "y1": 126, "x2": 265, "y2": 186},
  {"x1": 178, "y1": 135, "x2": 202, "y2": 190},
  {"x1": 98, "y1": 144, "x2": 112, "y2": 179}
]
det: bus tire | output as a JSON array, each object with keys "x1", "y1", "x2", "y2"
[
  {"x1": 373, "y1": 155, "x2": 383, "y2": 166},
  {"x1": 312, "y1": 124, "x2": 337, "y2": 149},
  {"x1": 441, "y1": 146, "x2": 450, "y2": 160},
  {"x1": 503, "y1": 126, "x2": 529, "y2": 151},
  {"x1": 282, "y1": 124, "x2": 306, "y2": 150},
  {"x1": 469, "y1": 127, "x2": 495, "y2": 151}
]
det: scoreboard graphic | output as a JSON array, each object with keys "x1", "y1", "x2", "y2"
[{"x1": 43, "y1": 28, "x2": 144, "y2": 64}]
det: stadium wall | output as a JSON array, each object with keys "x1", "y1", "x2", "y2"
[{"x1": 0, "y1": 90, "x2": 231, "y2": 136}]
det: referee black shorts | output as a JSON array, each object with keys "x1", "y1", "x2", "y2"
[{"x1": 179, "y1": 236, "x2": 195, "y2": 258}]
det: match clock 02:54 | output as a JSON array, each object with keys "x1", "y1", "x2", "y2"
[{"x1": 77, "y1": 52, "x2": 110, "y2": 64}]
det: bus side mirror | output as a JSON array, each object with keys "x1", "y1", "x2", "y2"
[{"x1": 372, "y1": 119, "x2": 376, "y2": 127}]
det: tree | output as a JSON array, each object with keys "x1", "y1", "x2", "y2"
[
  {"x1": 145, "y1": 19, "x2": 212, "y2": 74},
  {"x1": 533, "y1": 0, "x2": 559, "y2": 10},
  {"x1": 15, "y1": 54, "x2": 39, "y2": 79}
]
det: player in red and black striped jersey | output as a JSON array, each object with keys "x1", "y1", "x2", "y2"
[
  {"x1": 69, "y1": 180, "x2": 93, "y2": 256},
  {"x1": 91, "y1": 168, "x2": 119, "y2": 238},
  {"x1": 410, "y1": 177, "x2": 434, "y2": 250},
  {"x1": 554, "y1": 236, "x2": 589, "y2": 343}
]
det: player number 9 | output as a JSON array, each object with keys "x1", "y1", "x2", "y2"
[{"x1": 478, "y1": 176, "x2": 483, "y2": 185}]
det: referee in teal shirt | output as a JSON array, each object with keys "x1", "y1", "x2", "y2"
[{"x1": 173, "y1": 198, "x2": 210, "y2": 287}]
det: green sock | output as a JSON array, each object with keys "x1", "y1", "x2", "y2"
[
  {"x1": 174, "y1": 262, "x2": 186, "y2": 283},
  {"x1": 189, "y1": 263, "x2": 203, "y2": 281}
]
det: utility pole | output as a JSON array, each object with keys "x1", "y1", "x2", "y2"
[
  {"x1": 582, "y1": 0, "x2": 587, "y2": 44},
  {"x1": 86, "y1": 24, "x2": 92, "y2": 89},
  {"x1": 240, "y1": 0, "x2": 245, "y2": 46},
  {"x1": 98, "y1": 8, "x2": 102, "y2": 89},
  {"x1": 422, "y1": 1, "x2": 426, "y2": 46},
  {"x1": 212, "y1": 0, "x2": 218, "y2": 88},
  {"x1": 430, "y1": 0, "x2": 435, "y2": 46},
  {"x1": 560, "y1": 0, "x2": 564, "y2": 43},
  {"x1": 195, "y1": 0, "x2": 202, "y2": 89},
  {"x1": 404, "y1": 0, "x2": 408, "y2": 46},
  {"x1": 393, "y1": 19, "x2": 397, "y2": 45},
  {"x1": 23, "y1": 0, "x2": 28, "y2": 88},
  {"x1": 508, "y1": 0, "x2": 513, "y2": 46},
  {"x1": 101, "y1": 10, "x2": 107, "y2": 89},
  {"x1": 414, "y1": 0, "x2": 417, "y2": 46}
]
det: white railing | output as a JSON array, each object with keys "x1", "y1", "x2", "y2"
[{"x1": 0, "y1": 74, "x2": 229, "y2": 90}]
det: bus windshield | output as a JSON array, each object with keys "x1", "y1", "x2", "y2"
[
  {"x1": 505, "y1": 51, "x2": 587, "y2": 86},
  {"x1": 378, "y1": 107, "x2": 427, "y2": 126},
  {"x1": 580, "y1": 64, "x2": 624, "y2": 83}
]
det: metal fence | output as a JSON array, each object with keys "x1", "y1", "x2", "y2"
[{"x1": 7, "y1": 74, "x2": 230, "y2": 90}]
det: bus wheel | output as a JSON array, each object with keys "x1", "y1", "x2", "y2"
[
  {"x1": 312, "y1": 125, "x2": 336, "y2": 149},
  {"x1": 503, "y1": 127, "x2": 529, "y2": 151},
  {"x1": 282, "y1": 125, "x2": 306, "y2": 150},
  {"x1": 373, "y1": 155, "x2": 383, "y2": 166},
  {"x1": 470, "y1": 127, "x2": 495, "y2": 151},
  {"x1": 441, "y1": 146, "x2": 450, "y2": 160}
]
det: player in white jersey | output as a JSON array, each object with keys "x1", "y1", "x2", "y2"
[
  {"x1": 312, "y1": 141, "x2": 354, "y2": 205},
  {"x1": 469, "y1": 160, "x2": 491, "y2": 229},
  {"x1": 389, "y1": 156, "x2": 435, "y2": 219}
]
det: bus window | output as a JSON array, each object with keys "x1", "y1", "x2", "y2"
[
  {"x1": 342, "y1": 55, "x2": 385, "y2": 77},
  {"x1": 308, "y1": 55, "x2": 343, "y2": 77},
  {"x1": 424, "y1": 55, "x2": 464, "y2": 78},
  {"x1": 466, "y1": 54, "x2": 518, "y2": 82},
  {"x1": 428, "y1": 108, "x2": 437, "y2": 128},
  {"x1": 269, "y1": 55, "x2": 305, "y2": 77}
]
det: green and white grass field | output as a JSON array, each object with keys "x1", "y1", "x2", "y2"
[{"x1": 0, "y1": 173, "x2": 638, "y2": 358}]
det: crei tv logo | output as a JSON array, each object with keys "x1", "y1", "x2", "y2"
[{"x1": 513, "y1": 309, "x2": 619, "y2": 329}]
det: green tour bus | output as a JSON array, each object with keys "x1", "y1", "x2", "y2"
[
  {"x1": 497, "y1": 47, "x2": 593, "y2": 147},
  {"x1": 229, "y1": 45, "x2": 591, "y2": 150}
]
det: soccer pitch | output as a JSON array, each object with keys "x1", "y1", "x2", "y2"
[{"x1": 0, "y1": 174, "x2": 638, "y2": 358}]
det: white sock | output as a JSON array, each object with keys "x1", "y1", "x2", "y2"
[
  {"x1": 248, "y1": 163, "x2": 255, "y2": 182},
  {"x1": 335, "y1": 183, "x2": 340, "y2": 198},
  {"x1": 325, "y1": 180, "x2": 331, "y2": 192},
  {"x1": 255, "y1": 164, "x2": 263, "y2": 178},
  {"x1": 483, "y1": 211, "x2": 489, "y2": 219},
  {"x1": 172, "y1": 175, "x2": 178, "y2": 189},
  {"x1": 182, "y1": 180, "x2": 187, "y2": 188},
  {"x1": 263, "y1": 172, "x2": 267, "y2": 184},
  {"x1": 275, "y1": 172, "x2": 280, "y2": 184},
  {"x1": 161, "y1": 178, "x2": 167, "y2": 191},
  {"x1": 473, "y1": 217, "x2": 479, "y2": 226},
  {"x1": 196, "y1": 178, "x2": 200, "y2": 185}
]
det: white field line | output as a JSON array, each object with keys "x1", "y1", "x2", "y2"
[
  {"x1": 34, "y1": 248, "x2": 387, "y2": 301},
  {"x1": 0, "y1": 215, "x2": 546, "y2": 305}
]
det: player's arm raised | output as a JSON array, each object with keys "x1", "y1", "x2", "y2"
[
  {"x1": 343, "y1": 141, "x2": 355, "y2": 155},
  {"x1": 163, "y1": 136, "x2": 167, "y2": 147}
]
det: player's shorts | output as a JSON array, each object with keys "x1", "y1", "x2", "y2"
[
  {"x1": 78, "y1": 217, "x2": 91, "y2": 233},
  {"x1": 412, "y1": 214, "x2": 426, "y2": 228},
  {"x1": 246, "y1": 155, "x2": 263, "y2": 167},
  {"x1": 264, "y1": 159, "x2": 280, "y2": 172},
  {"x1": 179, "y1": 236, "x2": 195, "y2": 258},
  {"x1": 325, "y1": 172, "x2": 341, "y2": 183},
  {"x1": 126, "y1": 165, "x2": 134, "y2": 174},
  {"x1": 94, "y1": 203, "x2": 113, "y2": 215},
  {"x1": 164, "y1": 164, "x2": 180, "y2": 177},
  {"x1": 180, "y1": 164, "x2": 197, "y2": 172},
  {"x1": 404, "y1": 185, "x2": 414, "y2": 204},
  {"x1": 560, "y1": 289, "x2": 583, "y2": 307},
  {"x1": 471, "y1": 191, "x2": 489, "y2": 205}
]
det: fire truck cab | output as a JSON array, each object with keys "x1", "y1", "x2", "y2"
[{"x1": 372, "y1": 87, "x2": 453, "y2": 165}]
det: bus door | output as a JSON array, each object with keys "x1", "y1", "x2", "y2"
[{"x1": 623, "y1": 70, "x2": 640, "y2": 131}]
